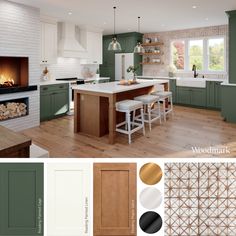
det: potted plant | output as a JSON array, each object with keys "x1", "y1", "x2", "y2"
[{"x1": 127, "y1": 65, "x2": 139, "y2": 82}]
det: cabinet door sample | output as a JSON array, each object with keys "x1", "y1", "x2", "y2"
[
  {"x1": 47, "y1": 163, "x2": 90, "y2": 236},
  {"x1": 94, "y1": 163, "x2": 136, "y2": 236},
  {"x1": 0, "y1": 163, "x2": 43, "y2": 236}
]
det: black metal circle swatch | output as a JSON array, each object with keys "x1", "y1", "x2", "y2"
[{"x1": 139, "y1": 211, "x2": 162, "y2": 234}]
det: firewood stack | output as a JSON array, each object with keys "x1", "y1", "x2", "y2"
[{"x1": 0, "y1": 102, "x2": 27, "y2": 120}]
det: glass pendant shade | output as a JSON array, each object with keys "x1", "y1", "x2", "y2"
[
  {"x1": 108, "y1": 7, "x2": 122, "y2": 51},
  {"x1": 134, "y1": 16, "x2": 144, "y2": 53},
  {"x1": 134, "y1": 42, "x2": 145, "y2": 53},
  {"x1": 108, "y1": 37, "x2": 122, "y2": 51}
]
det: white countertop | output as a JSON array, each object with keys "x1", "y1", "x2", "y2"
[
  {"x1": 221, "y1": 82, "x2": 236, "y2": 87},
  {"x1": 136, "y1": 75, "x2": 225, "y2": 82},
  {"x1": 39, "y1": 80, "x2": 70, "y2": 86},
  {"x1": 39, "y1": 77, "x2": 110, "y2": 86},
  {"x1": 72, "y1": 79, "x2": 169, "y2": 94}
]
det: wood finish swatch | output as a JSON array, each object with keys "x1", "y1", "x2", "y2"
[
  {"x1": 165, "y1": 163, "x2": 236, "y2": 236},
  {"x1": 47, "y1": 163, "x2": 90, "y2": 236},
  {"x1": 94, "y1": 163, "x2": 137, "y2": 236},
  {"x1": 0, "y1": 163, "x2": 43, "y2": 236}
]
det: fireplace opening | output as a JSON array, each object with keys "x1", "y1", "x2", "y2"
[
  {"x1": 0, "y1": 97, "x2": 29, "y2": 121},
  {"x1": 0, "y1": 56, "x2": 28, "y2": 89}
]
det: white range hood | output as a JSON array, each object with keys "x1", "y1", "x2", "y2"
[{"x1": 58, "y1": 22, "x2": 87, "y2": 58}]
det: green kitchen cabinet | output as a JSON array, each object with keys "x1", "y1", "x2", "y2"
[
  {"x1": 191, "y1": 88, "x2": 207, "y2": 107},
  {"x1": 176, "y1": 87, "x2": 192, "y2": 105},
  {"x1": 169, "y1": 79, "x2": 176, "y2": 103},
  {"x1": 226, "y1": 10, "x2": 236, "y2": 84},
  {"x1": 40, "y1": 83, "x2": 69, "y2": 122},
  {"x1": 0, "y1": 163, "x2": 43, "y2": 236},
  {"x1": 206, "y1": 81, "x2": 222, "y2": 110},
  {"x1": 177, "y1": 87, "x2": 206, "y2": 107},
  {"x1": 221, "y1": 85, "x2": 236, "y2": 123},
  {"x1": 100, "y1": 32, "x2": 143, "y2": 81}
]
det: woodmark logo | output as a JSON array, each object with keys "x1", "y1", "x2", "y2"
[
  {"x1": 84, "y1": 197, "x2": 89, "y2": 234},
  {"x1": 131, "y1": 200, "x2": 135, "y2": 234},
  {"x1": 37, "y1": 198, "x2": 43, "y2": 234},
  {"x1": 192, "y1": 146, "x2": 231, "y2": 154}
]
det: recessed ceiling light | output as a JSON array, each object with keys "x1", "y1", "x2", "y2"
[
  {"x1": 205, "y1": 17, "x2": 209, "y2": 21},
  {"x1": 103, "y1": 22, "x2": 107, "y2": 25},
  {"x1": 192, "y1": 5, "x2": 197, "y2": 9},
  {"x1": 68, "y1": 12, "x2": 72, "y2": 15},
  {"x1": 161, "y1": 24, "x2": 165, "y2": 27}
]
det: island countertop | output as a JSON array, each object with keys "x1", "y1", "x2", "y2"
[{"x1": 72, "y1": 79, "x2": 169, "y2": 94}]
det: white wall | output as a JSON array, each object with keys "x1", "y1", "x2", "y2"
[{"x1": 0, "y1": 0, "x2": 40, "y2": 131}]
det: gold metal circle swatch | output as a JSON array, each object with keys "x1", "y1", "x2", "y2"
[{"x1": 139, "y1": 163, "x2": 162, "y2": 185}]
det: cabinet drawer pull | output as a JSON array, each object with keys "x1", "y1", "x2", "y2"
[
  {"x1": 42, "y1": 87, "x2": 48, "y2": 90},
  {"x1": 59, "y1": 86, "x2": 64, "y2": 89}
]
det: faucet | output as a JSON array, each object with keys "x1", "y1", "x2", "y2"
[{"x1": 192, "y1": 64, "x2": 198, "y2": 78}]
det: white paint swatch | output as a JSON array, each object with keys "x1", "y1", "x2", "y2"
[{"x1": 139, "y1": 187, "x2": 162, "y2": 209}]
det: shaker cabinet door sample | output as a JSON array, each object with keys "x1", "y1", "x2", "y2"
[
  {"x1": 0, "y1": 163, "x2": 44, "y2": 236},
  {"x1": 47, "y1": 163, "x2": 91, "y2": 236},
  {"x1": 94, "y1": 163, "x2": 137, "y2": 236}
]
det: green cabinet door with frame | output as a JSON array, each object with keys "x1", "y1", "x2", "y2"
[
  {"x1": 206, "y1": 81, "x2": 222, "y2": 109},
  {"x1": 176, "y1": 87, "x2": 192, "y2": 105},
  {"x1": 52, "y1": 90, "x2": 69, "y2": 116},
  {"x1": 40, "y1": 92, "x2": 53, "y2": 121},
  {"x1": 191, "y1": 87, "x2": 206, "y2": 107},
  {"x1": 0, "y1": 163, "x2": 44, "y2": 236},
  {"x1": 40, "y1": 83, "x2": 69, "y2": 121}
]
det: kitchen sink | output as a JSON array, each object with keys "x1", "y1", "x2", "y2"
[{"x1": 176, "y1": 78, "x2": 206, "y2": 88}]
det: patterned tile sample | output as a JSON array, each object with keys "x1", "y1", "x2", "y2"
[{"x1": 165, "y1": 163, "x2": 236, "y2": 236}]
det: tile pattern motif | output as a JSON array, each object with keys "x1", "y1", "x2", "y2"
[{"x1": 165, "y1": 163, "x2": 236, "y2": 236}]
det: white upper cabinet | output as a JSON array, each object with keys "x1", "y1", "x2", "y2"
[
  {"x1": 80, "y1": 31, "x2": 103, "y2": 64},
  {"x1": 40, "y1": 22, "x2": 57, "y2": 64}
]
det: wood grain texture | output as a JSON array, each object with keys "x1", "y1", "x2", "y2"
[
  {"x1": 94, "y1": 163, "x2": 136, "y2": 236},
  {"x1": 21, "y1": 106, "x2": 236, "y2": 158},
  {"x1": 0, "y1": 125, "x2": 31, "y2": 158}
]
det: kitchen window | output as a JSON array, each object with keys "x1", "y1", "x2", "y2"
[{"x1": 171, "y1": 37, "x2": 226, "y2": 73}]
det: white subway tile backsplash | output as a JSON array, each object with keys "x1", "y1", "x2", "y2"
[{"x1": 0, "y1": 0, "x2": 40, "y2": 131}]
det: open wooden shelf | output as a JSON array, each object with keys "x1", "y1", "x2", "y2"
[
  {"x1": 140, "y1": 62, "x2": 162, "y2": 65},
  {"x1": 141, "y1": 42, "x2": 164, "y2": 47}
]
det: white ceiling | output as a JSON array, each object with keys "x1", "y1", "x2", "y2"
[{"x1": 10, "y1": 0, "x2": 236, "y2": 34}]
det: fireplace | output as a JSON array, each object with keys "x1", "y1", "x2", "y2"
[
  {"x1": 0, "y1": 97, "x2": 29, "y2": 121},
  {"x1": 0, "y1": 56, "x2": 37, "y2": 94}
]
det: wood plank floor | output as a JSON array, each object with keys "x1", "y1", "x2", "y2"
[{"x1": 21, "y1": 106, "x2": 236, "y2": 158}]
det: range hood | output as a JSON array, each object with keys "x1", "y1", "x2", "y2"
[{"x1": 58, "y1": 22, "x2": 87, "y2": 58}]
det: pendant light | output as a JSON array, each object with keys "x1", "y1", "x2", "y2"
[
  {"x1": 108, "y1": 6, "x2": 122, "y2": 51},
  {"x1": 134, "y1": 16, "x2": 145, "y2": 53}
]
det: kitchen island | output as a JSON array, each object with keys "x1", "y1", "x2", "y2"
[{"x1": 73, "y1": 79, "x2": 169, "y2": 144}]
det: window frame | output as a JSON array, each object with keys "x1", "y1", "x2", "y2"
[{"x1": 170, "y1": 36, "x2": 226, "y2": 74}]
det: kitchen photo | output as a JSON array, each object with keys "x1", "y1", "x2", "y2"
[{"x1": 0, "y1": 0, "x2": 236, "y2": 158}]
